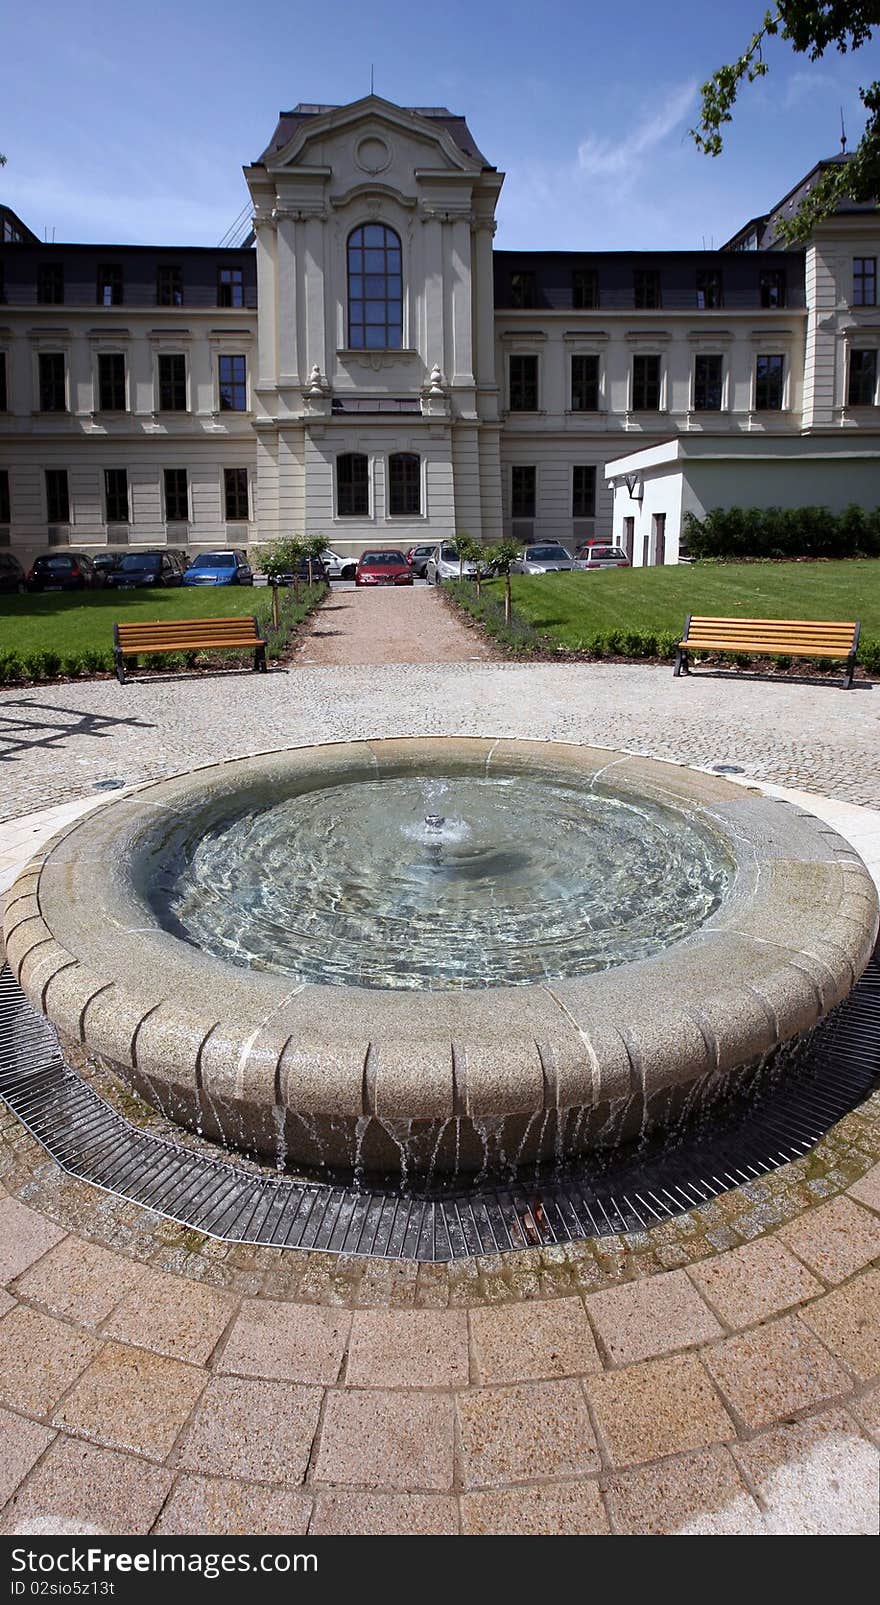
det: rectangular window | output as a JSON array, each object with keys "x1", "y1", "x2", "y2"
[
  {"x1": 388, "y1": 454, "x2": 421, "y2": 516},
  {"x1": 0, "y1": 469, "x2": 9, "y2": 524},
  {"x1": 571, "y1": 353, "x2": 599, "y2": 411},
  {"x1": 157, "y1": 265, "x2": 183, "y2": 307},
  {"x1": 572, "y1": 269, "x2": 599, "y2": 309},
  {"x1": 848, "y1": 349, "x2": 877, "y2": 406},
  {"x1": 853, "y1": 258, "x2": 877, "y2": 307},
  {"x1": 336, "y1": 454, "x2": 369, "y2": 516},
  {"x1": 97, "y1": 353, "x2": 126, "y2": 411},
  {"x1": 158, "y1": 354, "x2": 187, "y2": 411},
  {"x1": 0, "y1": 352, "x2": 6, "y2": 412},
  {"x1": 509, "y1": 354, "x2": 538, "y2": 411},
  {"x1": 224, "y1": 466, "x2": 249, "y2": 520},
  {"x1": 572, "y1": 465, "x2": 596, "y2": 519},
  {"x1": 37, "y1": 263, "x2": 64, "y2": 305},
  {"x1": 45, "y1": 469, "x2": 69, "y2": 523},
  {"x1": 634, "y1": 269, "x2": 661, "y2": 309},
  {"x1": 104, "y1": 468, "x2": 129, "y2": 523},
  {"x1": 511, "y1": 465, "x2": 536, "y2": 519},
  {"x1": 694, "y1": 353, "x2": 723, "y2": 411},
  {"x1": 218, "y1": 267, "x2": 244, "y2": 307},
  {"x1": 755, "y1": 353, "x2": 784, "y2": 410},
  {"x1": 97, "y1": 264, "x2": 123, "y2": 306},
  {"x1": 163, "y1": 468, "x2": 188, "y2": 521},
  {"x1": 632, "y1": 354, "x2": 661, "y2": 410},
  {"x1": 38, "y1": 352, "x2": 66, "y2": 412},
  {"x1": 218, "y1": 354, "x2": 247, "y2": 412},
  {"x1": 509, "y1": 270, "x2": 537, "y2": 309},
  {"x1": 760, "y1": 269, "x2": 786, "y2": 309},
  {"x1": 696, "y1": 270, "x2": 723, "y2": 309}
]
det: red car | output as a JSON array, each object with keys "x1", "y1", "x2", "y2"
[{"x1": 355, "y1": 549, "x2": 414, "y2": 586}]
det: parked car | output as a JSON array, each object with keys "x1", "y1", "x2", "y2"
[
  {"x1": 425, "y1": 543, "x2": 479, "y2": 584},
  {"x1": 109, "y1": 551, "x2": 186, "y2": 589},
  {"x1": 572, "y1": 544, "x2": 630, "y2": 570},
  {"x1": 355, "y1": 549, "x2": 413, "y2": 586},
  {"x1": 91, "y1": 552, "x2": 122, "y2": 579},
  {"x1": 0, "y1": 553, "x2": 26, "y2": 594},
  {"x1": 182, "y1": 550, "x2": 254, "y2": 587},
  {"x1": 27, "y1": 552, "x2": 105, "y2": 591},
  {"x1": 321, "y1": 548, "x2": 357, "y2": 581},
  {"x1": 405, "y1": 543, "x2": 436, "y2": 577},
  {"x1": 510, "y1": 544, "x2": 574, "y2": 574}
]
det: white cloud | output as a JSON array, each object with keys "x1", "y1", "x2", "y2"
[{"x1": 577, "y1": 80, "x2": 699, "y2": 180}]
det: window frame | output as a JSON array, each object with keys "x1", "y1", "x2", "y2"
[
  {"x1": 347, "y1": 224, "x2": 403, "y2": 351},
  {"x1": 754, "y1": 352, "x2": 785, "y2": 411},
  {"x1": 571, "y1": 465, "x2": 596, "y2": 519},
  {"x1": 696, "y1": 270, "x2": 723, "y2": 310},
  {"x1": 571, "y1": 269, "x2": 599, "y2": 309},
  {"x1": 336, "y1": 452, "x2": 370, "y2": 518},
  {"x1": 693, "y1": 352, "x2": 724, "y2": 412},
  {"x1": 570, "y1": 353, "x2": 599, "y2": 412},
  {"x1": 387, "y1": 452, "x2": 421, "y2": 517},
  {"x1": 157, "y1": 264, "x2": 184, "y2": 308},
  {"x1": 847, "y1": 347, "x2": 878, "y2": 407},
  {"x1": 509, "y1": 270, "x2": 537, "y2": 309},
  {"x1": 157, "y1": 352, "x2": 187, "y2": 412},
  {"x1": 217, "y1": 266, "x2": 244, "y2": 308},
  {"x1": 760, "y1": 269, "x2": 787, "y2": 309},
  {"x1": 97, "y1": 352, "x2": 127, "y2": 412},
  {"x1": 37, "y1": 263, "x2": 64, "y2": 306},
  {"x1": 631, "y1": 353, "x2": 662, "y2": 411},
  {"x1": 633, "y1": 269, "x2": 661, "y2": 309},
  {"x1": 38, "y1": 351, "x2": 67, "y2": 413},
  {"x1": 853, "y1": 258, "x2": 877, "y2": 307},
  {"x1": 163, "y1": 467, "x2": 189, "y2": 522},
  {"x1": 218, "y1": 353, "x2": 247, "y2": 412},
  {"x1": 103, "y1": 468, "x2": 129, "y2": 524},
  {"x1": 96, "y1": 264, "x2": 124, "y2": 307},
  {"x1": 45, "y1": 468, "x2": 70, "y2": 524},
  {"x1": 223, "y1": 466, "x2": 250, "y2": 521},
  {"x1": 509, "y1": 353, "x2": 539, "y2": 412},
  {"x1": 511, "y1": 464, "x2": 536, "y2": 520}
]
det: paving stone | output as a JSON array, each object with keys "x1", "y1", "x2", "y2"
[
  {"x1": 100, "y1": 1267, "x2": 236, "y2": 1365},
  {"x1": 0, "y1": 1437, "x2": 173, "y2": 1536},
  {"x1": 604, "y1": 1449, "x2": 765, "y2": 1535},
  {"x1": 342, "y1": 1308, "x2": 468, "y2": 1389},
  {"x1": 586, "y1": 1355, "x2": 735, "y2": 1468},
  {"x1": 0, "y1": 1197, "x2": 65, "y2": 1285},
  {"x1": 12, "y1": 1237, "x2": 141, "y2": 1328},
  {"x1": 315, "y1": 1389, "x2": 455, "y2": 1491},
  {"x1": 0, "y1": 1406, "x2": 55, "y2": 1507},
  {"x1": 585, "y1": 1270, "x2": 723, "y2": 1365},
  {"x1": 687, "y1": 1236, "x2": 824, "y2": 1328},
  {"x1": 779, "y1": 1196, "x2": 880, "y2": 1284},
  {"x1": 461, "y1": 1480, "x2": 609, "y2": 1535},
  {"x1": 0, "y1": 1290, "x2": 14, "y2": 1318},
  {"x1": 0, "y1": 1307, "x2": 101, "y2": 1416},
  {"x1": 469, "y1": 1296, "x2": 600, "y2": 1384},
  {"x1": 846, "y1": 1385, "x2": 880, "y2": 1444},
  {"x1": 219, "y1": 1299, "x2": 349, "y2": 1386},
  {"x1": 154, "y1": 1475, "x2": 311, "y2": 1536},
  {"x1": 311, "y1": 1491, "x2": 459, "y2": 1535},
  {"x1": 177, "y1": 1377, "x2": 322, "y2": 1488},
  {"x1": 847, "y1": 1163, "x2": 880, "y2": 1214},
  {"x1": 732, "y1": 1408, "x2": 880, "y2": 1535},
  {"x1": 703, "y1": 1315, "x2": 854, "y2": 1431},
  {"x1": 53, "y1": 1342, "x2": 207, "y2": 1460},
  {"x1": 799, "y1": 1270, "x2": 880, "y2": 1383},
  {"x1": 457, "y1": 1380, "x2": 599, "y2": 1488}
]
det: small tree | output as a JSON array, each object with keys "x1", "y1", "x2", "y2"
[
  {"x1": 303, "y1": 535, "x2": 326, "y2": 587},
  {"x1": 258, "y1": 537, "x2": 306, "y2": 618},
  {"x1": 457, "y1": 535, "x2": 494, "y2": 598},
  {"x1": 489, "y1": 539, "x2": 523, "y2": 625}
]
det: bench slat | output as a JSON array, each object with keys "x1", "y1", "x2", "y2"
[
  {"x1": 114, "y1": 614, "x2": 268, "y2": 683},
  {"x1": 675, "y1": 611, "x2": 860, "y2": 688}
]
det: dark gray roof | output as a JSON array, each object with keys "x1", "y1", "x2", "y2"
[
  {"x1": 256, "y1": 100, "x2": 493, "y2": 169},
  {"x1": 722, "y1": 154, "x2": 877, "y2": 250}
]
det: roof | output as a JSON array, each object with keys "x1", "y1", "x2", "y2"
[
  {"x1": 256, "y1": 99, "x2": 493, "y2": 168},
  {"x1": 722, "y1": 153, "x2": 877, "y2": 249}
]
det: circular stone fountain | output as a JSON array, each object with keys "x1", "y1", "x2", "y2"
[{"x1": 4, "y1": 738, "x2": 878, "y2": 1178}]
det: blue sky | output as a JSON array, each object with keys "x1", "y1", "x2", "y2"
[{"x1": 3, "y1": 0, "x2": 879, "y2": 249}]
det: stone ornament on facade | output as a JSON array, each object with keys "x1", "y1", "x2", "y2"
[{"x1": 354, "y1": 134, "x2": 391, "y2": 175}]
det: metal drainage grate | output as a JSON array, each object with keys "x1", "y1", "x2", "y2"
[{"x1": 1, "y1": 959, "x2": 878, "y2": 1261}]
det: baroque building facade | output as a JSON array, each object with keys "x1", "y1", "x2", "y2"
[{"x1": 0, "y1": 96, "x2": 878, "y2": 567}]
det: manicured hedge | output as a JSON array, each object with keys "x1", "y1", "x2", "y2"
[{"x1": 683, "y1": 503, "x2": 880, "y2": 561}]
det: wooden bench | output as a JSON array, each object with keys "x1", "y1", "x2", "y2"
[
  {"x1": 674, "y1": 615, "x2": 861, "y2": 689},
  {"x1": 113, "y1": 616, "x2": 267, "y2": 684}
]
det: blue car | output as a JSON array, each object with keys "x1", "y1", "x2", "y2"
[{"x1": 183, "y1": 549, "x2": 253, "y2": 586}]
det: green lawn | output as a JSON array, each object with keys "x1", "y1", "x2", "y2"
[{"x1": 0, "y1": 585, "x2": 274, "y2": 659}]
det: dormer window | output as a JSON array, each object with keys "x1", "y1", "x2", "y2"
[{"x1": 348, "y1": 225, "x2": 402, "y2": 349}]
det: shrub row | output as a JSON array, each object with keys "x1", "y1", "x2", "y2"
[{"x1": 683, "y1": 503, "x2": 880, "y2": 561}]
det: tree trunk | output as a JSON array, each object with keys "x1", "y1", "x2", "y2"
[
  {"x1": 504, "y1": 574, "x2": 511, "y2": 624},
  {"x1": 271, "y1": 584, "x2": 280, "y2": 630},
  {"x1": 475, "y1": 573, "x2": 481, "y2": 599},
  {"x1": 307, "y1": 558, "x2": 313, "y2": 587}
]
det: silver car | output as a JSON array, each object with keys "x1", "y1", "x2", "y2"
[
  {"x1": 321, "y1": 548, "x2": 358, "y2": 581},
  {"x1": 426, "y1": 542, "x2": 479, "y2": 583},
  {"x1": 572, "y1": 543, "x2": 630, "y2": 571},
  {"x1": 510, "y1": 543, "x2": 574, "y2": 574}
]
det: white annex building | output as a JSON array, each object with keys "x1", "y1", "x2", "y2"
[{"x1": 0, "y1": 95, "x2": 878, "y2": 567}]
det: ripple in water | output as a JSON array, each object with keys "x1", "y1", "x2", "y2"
[{"x1": 148, "y1": 774, "x2": 731, "y2": 990}]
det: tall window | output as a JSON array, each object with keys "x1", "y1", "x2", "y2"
[
  {"x1": 37, "y1": 263, "x2": 64, "y2": 305},
  {"x1": 218, "y1": 267, "x2": 244, "y2": 307},
  {"x1": 572, "y1": 466, "x2": 596, "y2": 518},
  {"x1": 694, "y1": 354, "x2": 723, "y2": 411},
  {"x1": 0, "y1": 469, "x2": 9, "y2": 524},
  {"x1": 572, "y1": 269, "x2": 599, "y2": 309},
  {"x1": 509, "y1": 354, "x2": 538, "y2": 410},
  {"x1": 755, "y1": 354, "x2": 784, "y2": 410},
  {"x1": 571, "y1": 354, "x2": 599, "y2": 411},
  {"x1": 848, "y1": 349, "x2": 877, "y2": 406},
  {"x1": 696, "y1": 270, "x2": 723, "y2": 309},
  {"x1": 634, "y1": 269, "x2": 661, "y2": 309},
  {"x1": 164, "y1": 468, "x2": 188, "y2": 521},
  {"x1": 224, "y1": 467, "x2": 249, "y2": 520},
  {"x1": 0, "y1": 352, "x2": 6, "y2": 412},
  {"x1": 38, "y1": 353, "x2": 66, "y2": 412},
  {"x1": 347, "y1": 225, "x2": 402, "y2": 350},
  {"x1": 337, "y1": 453, "x2": 369, "y2": 516},
  {"x1": 45, "y1": 469, "x2": 69, "y2": 523},
  {"x1": 157, "y1": 265, "x2": 183, "y2": 307},
  {"x1": 104, "y1": 469, "x2": 129, "y2": 523},
  {"x1": 511, "y1": 465, "x2": 536, "y2": 519},
  {"x1": 388, "y1": 453, "x2": 420, "y2": 516},
  {"x1": 632, "y1": 354, "x2": 661, "y2": 410},
  {"x1": 760, "y1": 269, "x2": 786, "y2": 308},
  {"x1": 218, "y1": 354, "x2": 247, "y2": 411},
  {"x1": 98, "y1": 353, "x2": 126, "y2": 411},
  {"x1": 97, "y1": 264, "x2": 123, "y2": 306},
  {"x1": 509, "y1": 270, "x2": 536, "y2": 308},
  {"x1": 853, "y1": 258, "x2": 877, "y2": 307},
  {"x1": 158, "y1": 354, "x2": 187, "y2": 411}
]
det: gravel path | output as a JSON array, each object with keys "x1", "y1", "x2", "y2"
[{"x1": 295, "y1": 585, "x2": 494, "y2": 665}]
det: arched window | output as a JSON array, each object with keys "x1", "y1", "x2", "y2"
[
  {"x1": 347, "y1": 225, "x2": 402, "y2": 350},
  {"x1": 388, "y1": 453, "x2": 420, "y2": 516},
  {"x1": 337, "y1": 453, "x2": 369, "y2": 516}
]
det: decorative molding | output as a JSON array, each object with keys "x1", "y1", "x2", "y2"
[{"x1": 329, "y1": 182, "x2": 417, "y2": 211}]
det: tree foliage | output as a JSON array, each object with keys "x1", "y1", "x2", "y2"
[{"x1": 691, "y1": 3, "x2": 880, "y2": 240}]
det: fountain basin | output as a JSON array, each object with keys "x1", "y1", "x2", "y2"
[{"x1": 4, "y1": 738, "x2": 878, "y2": 1177}]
